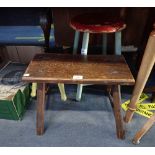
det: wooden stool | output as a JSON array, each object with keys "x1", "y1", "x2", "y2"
[
  {"x1": 22, "y1": 53, "x2": 134, "y2": 138},
  {"x1": 70, "y1": 13, "x2": 126, "y2": 101},
  {"x1": 123, "y1": 29, "x2": 155, "y2": 144}
]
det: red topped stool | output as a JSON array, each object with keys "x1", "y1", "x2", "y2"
[{"x1": 70, "y1": 13, "x2": 126, "y2": 101}]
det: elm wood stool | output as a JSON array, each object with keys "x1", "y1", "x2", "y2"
[
  {"x1": 22, "y1": 53, "x2": 134, "y2": 139},
  {"x1": 123, "y1": 30, "x2": 155, "y2": 144},
  {"x1": 70, "y1": 13, "x2": 126, "y2": 101}
]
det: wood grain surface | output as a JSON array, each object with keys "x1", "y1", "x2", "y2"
[{"x1": 22, "y1": 53, "x2": 135, "y2": 85}]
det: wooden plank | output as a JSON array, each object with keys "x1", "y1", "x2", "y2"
[{"x1": 22, "y1": 53, "x2": 135, "y2": 85}]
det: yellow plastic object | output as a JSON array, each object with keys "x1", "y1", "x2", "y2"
[{"x1": 121, "y1": 93, "x2": 155, "y2": 118}]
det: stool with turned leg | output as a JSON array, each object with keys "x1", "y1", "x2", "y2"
[
  {"x1": 124, "y1": 30, "x2": 155, "y2": 123},
  {"x1": 70, "y1": 13, "x2": 126, "y2": 101},
  {"x1": 123, "y1": 29, "x2": 155, "y2": 144}
]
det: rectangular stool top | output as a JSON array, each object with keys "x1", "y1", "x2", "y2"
[{"x1": 22, "y1": 53, "x2": 135, "y2": 85}]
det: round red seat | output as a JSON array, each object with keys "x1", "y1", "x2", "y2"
[{"x1": 70, "y1": 13, "x2": 126, "y2": 33}]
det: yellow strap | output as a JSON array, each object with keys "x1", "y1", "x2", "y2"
[{"x1": 128, "y1": 107, "x2": 136, "y2": 111}]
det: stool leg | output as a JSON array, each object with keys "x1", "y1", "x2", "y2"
[
  {"x1": 76, "y1": 32, "x2": 89, "y2": 101},
  {"x1": 132, "y1": 113, "x2": 155, "y2": 144},
  {"x1": 124, "y1": 34, "x2": 155, "y2": 123},
  {"x1": 102, "y1": 33, "x2": 107, "y2": 55},
  {"x1": 60, "y1": 32, "x2": 79, "y2": 101},
  {"x1": 76, "y1": 84, "x2": 83, "y2": 101},
  {"x1": 31, "y1": 83, "x2": 37, "y2": 97},
  {"x1": 36, "y1": 83, "x2": 45, "y2": 135},
  {"x1": 73, "y1": 31, "x2": 80, "y2": 55},
  {"x1": 113, "y1": 85, "x2": 125, "y2": 139},
  {"x1": 115, "y1": 31, "x2": 122, "y2": 55},
  {"x1": 58, "y1": 83, "x2": 67, "y2": 101},
  {"x1": 81, "y1": 32, "x2": 89, "y2": 55}
]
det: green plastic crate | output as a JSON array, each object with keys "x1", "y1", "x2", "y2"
[
  {"x1": 0, "y1": 85, "x2": 30, "y2": 120},
  {"x1": 0, "y1": 62, "x2": 31, "y2": 120}
]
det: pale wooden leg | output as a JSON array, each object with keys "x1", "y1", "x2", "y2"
[
  {"x1": 76, "y1": 84, "x2": 83, "y2": 101},
  {"x1": 102, "y1": 33, "x2": 107, "y2": 55},
  {"x1": 58, "y1": 83, "x2": 67, "y2": 101},
  {"x1": 61, "y1": 31, "x2": 80, "y2": 99},
  {"x1": 81, "y1": 32, "x2": 89, "y2": 55},
  {"x1": 132, "y1": 113, "x2": 155, "y2": 144},
  {"x1": 36, "y1": 83, "x2": 45, "y2": 135},
  {"x1": 76, "y1": 32, "x2": 89, "y2": 101},
  {"x1": 113, "y1": 85, "x2": 125, "y2": 139},
  {"x1": 124, "y1": 33, "x2": 155, "y2": 123},
  {"x1": 73, "y1": 31, "x2": 80, "y2": 55},
  {"x1": 31, "y1": 83, "x2": 37, "y2": 97},
  {"x1": 115, "y1": 31, "x2": 122, "y2": 55},
  {"x1": 73, "y1": 31, "x2": 80, "y2": 100}
]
